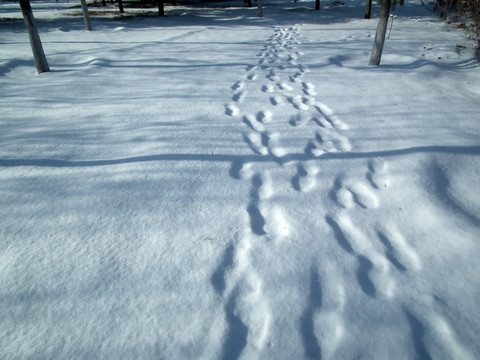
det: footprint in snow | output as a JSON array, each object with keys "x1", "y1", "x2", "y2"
[
  {"x1": 292, "y1": 161, "x2": 320, "y2": 193},
  {"x1": 330, "y1": 175, "x2": 379, "y2": 209},
  {"x1": 270, "y1": 95, "x2": 283, "y2": 106},
  {"x1": 226, "y1": 103, "x2": 240, "y2": 117},
  {"x1": 233, "y1": 91, "x2": 246, "y2": 103},
  {"x1": 256, "y1": 110, "x2": 273, "y2": 123}
]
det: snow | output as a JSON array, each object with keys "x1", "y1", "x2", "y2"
[{"x1": 1, "y1": 0, "x2": 480, "y2": 358}]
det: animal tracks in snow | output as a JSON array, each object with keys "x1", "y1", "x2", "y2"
[{"x1": 325, "y1": 159, "x2": 423, "y2": 300}]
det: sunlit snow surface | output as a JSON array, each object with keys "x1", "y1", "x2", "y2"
[{"x1": 1, "y1": 0, "x2": 480, "y2": 358}]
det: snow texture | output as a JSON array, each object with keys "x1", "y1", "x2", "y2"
[{"x1": 1, "y1": 0, "x2": 480, "y2": 358}]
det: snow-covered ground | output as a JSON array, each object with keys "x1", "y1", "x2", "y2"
[{"x1": 1, "y1": 0, "x2": 480, "y2": 358}]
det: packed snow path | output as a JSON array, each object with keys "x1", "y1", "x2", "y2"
[{"x1": 1, "y1": 0, "x2": 480, "y2": 359}]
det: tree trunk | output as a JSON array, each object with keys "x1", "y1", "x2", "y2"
[
  {"x1": 365, "y1": 0, "x2": 372, "y2": 19},
  {"x1": 246, "y1": 0, "x2": 253, "y2": 8},
  {"x1": 315, "y1": 0, "x2": 320, "y2": 10},
  {"x1": 257, "y1": 0, "x2": 263, "y2": 17},
  {"x1": 102, "y1": 0, "x2": 106, "y2": 6},
  {"x1": 19, "y1": 0, "x2": 50, "y2": 74},
  {"x1": 80, "y1": 0, "x2": 92, "y2": 31},
  {"x1": 157, "y1": 0, "x2": 164, "y2": 16},
  {"x1": 369, "y1": 0, "x2": 392, "y2": 66},
  {"x1": 118, "y1": 0, "x2": 124, "y2": 13}
]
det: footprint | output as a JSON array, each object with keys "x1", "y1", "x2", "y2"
[
  {"x1": 426, "y1": 311, "x2": 474, "y2": 360},
  {"x1": 315, "y1": 102, "x2": 349, "y2": 130},
  {"x1": 270, "y1": 95, "x2": 283, "y2": 106},
  {"x1": 288, "y1": 54, "x2": 298, "y2": 62},
  {"x1": 403, "y1": 309, "x2": 434, "y2": 360},
  {"x1": 261, "y1": 84, "x2": 275, "y2": 93},
  {"x1": 230, "y1": 160, "x2": 254, "y2": 180},
  {"x1": 211, "y1": 244, "x2": 235, "y2": 294},
  {"x1": 300, "y1": 268, "x2": 323, "y2": 359},
  {"x1": 311, "y1": 128, "x2": 352, "y2": 155},
  {"x1": 315, "y1": 312, "x2": 344, "y2": 360},
  {"x1": 244, "y1": 132, "x2": 268, "y2": 155},
  {"x1": 302, "y1": 82, "x2": 316, "y2": 96},
  {"x1": 367, "y1": 158, "x2": 391, "y2": 189},
  {"x1": 221, "y1": 294, "x2": 249, "y2": 359},
  {"x1": 247, "y1": 174, "x2": 268, "y2": 236},
  {"x1": 313, "y1": 116, "x2": 333, "y2": 128},
  {"x1": 243, "y1": 114, "x2": 266, "y2": 132},
  {"x1": 289, "y1": 113, "x2": 310, "y2": 127},
  {"x1": 278, "y1": 82, "x2": 293, "y2": 91},
  {"x1": 214, "y1": 234, "x2": 269, "y2": 358},
  {"x1": 289, "y1": 95, "x2": 309, "y2": 111},
  {"x1": 331, "y1": 176, "x2": 379, "y2": 209},
  {"x1": 325, "y1": 215, "x2": 355, "y2": 254},
  {"x1": 221, "y1": 251, "x2": 271, "y2": 357},
  {"x1": 356, "y1": 255, "x2": 377, "y2": 298},
  {"x1": 293, "y1": 71, "x2": 304, "y2": 80},
  {"x1": 332, "y1": 187, "x2": 356, "y2": 209},
  {"x1": 289, "y1": 75, "x2": 300, "y2": 83},
  {"x1": 232, "y1": 81, "x2": 245, "y2": 91},
  {"x1": 298, "y1": 65, "x2": 308, "y2": 73},
  {"x1": 256, "y1": 110, "x2": 272, "y2": 123},
  {"x1": 292, "y1": 161, "x2": 320, "y2": 192},
  {"x1": 229, "y1": 159, "x2": 244, "y2": 180},
  {"x1": 265, "y1": 205, "x2": 292, "y2": 242},
  {"x1": 327, "y1": 213, "x2": 395, "y2": 297},
  {"x1": 377, "y1": 232, "x2": 408, "y2": 272},
  {"x1": 266, "y1": 132, "x2": 287, "y2": 158},
  {"x1": 288, "y1": 60, "x2": 298, "y2": 66},
  {"x1": 305, "y1": 141, "x2": 326, "y2": 157},
  {"x1": 315, "y1": 270, "x2": 345, "y2": 359},
  {"x1": 257, "y1": 171, "x2": 274, "y2": 200},
  {"x1": 225, "y1": 103, "x2": 240, "y2": 116},
  {"x1": 267, "y1": 71, "x2": 281, "y2": 82},
  {"x1": 334, "y1": 136, "x2": 352, "y2": 152},
  {"x1": 347, "y1": 182, "x2": 379, "y2": 209},
  {"x1": 378, "y1": 225, "x2": 421, "y2": 272},
  {"x1": 233, "y1": 91, "x2": 246, "y2": 103}
]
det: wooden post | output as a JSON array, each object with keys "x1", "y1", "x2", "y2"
[
  {"x1": 158, "y1": 0, "x2": 164, "y2": 16},
  {"x1": 369, "y1": 0, "x2": 392, "y2": 65},
  {"x1": 365, "y1": 0, "x2": 373, "y2": 19},
  {"x1": 19, "y1": 0, "x2": 50, "y2": 73},
  {"x1": 80, "y1": 0, "x2": 92, "y2": 31}
]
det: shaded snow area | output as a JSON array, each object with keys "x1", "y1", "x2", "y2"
[{"x1": 1, "y1": 0, "x2": 480, "y2": 358}]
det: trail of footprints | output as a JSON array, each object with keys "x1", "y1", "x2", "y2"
[
  {"x1": 223, "y1": 24, "x2": 359, "y2": 358},
  {"x1": 227, "y1": 24, "x2": 351, "y2": 191},
  {"x1": 218, "y1": 24, "x2": 455, "y2": 359},
  {"x1": 327, "y1": 159, "x2": 422, "y2": 299},
  {"x1": 213, "y1": 163, "x2": 280, "y2": 358}
]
